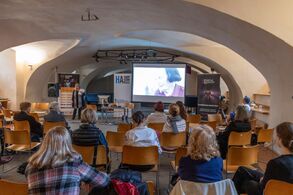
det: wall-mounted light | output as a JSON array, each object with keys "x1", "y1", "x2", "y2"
[{"x1": 27, "y1": 64, "x2": 33, "y2": 70}]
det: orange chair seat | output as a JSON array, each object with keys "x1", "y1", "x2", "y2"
[
  {"x1": 223, "y1": 159, "x2": 256, "y2": 173},
  {"x1": 6, "y1": 142, "x2": 40, "y2": 151}
]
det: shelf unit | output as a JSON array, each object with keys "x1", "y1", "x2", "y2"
[
  {"x1": 251, "y1": 93, "x2": 270, "y2": 124},
  {"x1": 58, "y1": 87, "x2": 74, "y2": 116}
]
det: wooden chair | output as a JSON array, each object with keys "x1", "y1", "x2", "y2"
[
  {"x1": 187, "y1": 114, "x2": 201, "y2": 124},
  {"x1": 43, "y1": 121, "x2": 66, "y2": 134},
  {"x1": 32, "y1": 103, "x2": 49, "y2": 112},
  {"x1": 264, "y1": 179, "x2": 293, "y2": 195},
  {"x1": 72, "y1": 144, "x2": 110, "y2": 172},
  {"x1": 86, "y1": 104, "x2": 97, "y2": 111},
  {"x1": 106, "y1": 131, "x2": 125, "y2": 154},
  {"x1": 228, "y1": 131, "x2": 252, "y2": 146},
  {"x1": 0, "y1": 120, "x2": 3, "y2": 128},
  {"x1": 208, "y1": 114, "x2": 223, "y2": 125},
  {"x1": 122, "y1": 145, "x2": 159, "y2": 191},
  {"x1": 4, "y1": 129, "x2": 40, "y2": 152},
  {"x1": 146, "y1": 181, "x2": 155, "y2": 195},
  {"x1": 257, "y1": 128, "x2": 273, "y2": 143},
  {"x1": 170, "y1": 147, "x2": 187, "y2": 172},
  {"x1": 29, "y1": 112, "x2": 40, "y2": 122},
  {"x1": 13, "y1": 120, "x2": 30, "y2": 132},
  {"x1": 3, "y1": 109, "x2": 13, "y2": 123},
  {"x1": 0, "y1": 179, "x2": 28, "y2": 195},
  {"x1": 200, "y1": 121, "x2": 217, "y2": 131},
  {"x1": 147, "y1": 123, "x2": 165, "y2": 132},
  {"x1": 117, "y1": 123, "x2": 132, "y2": 132},
  {"x1": 250, "y1": 118, "x2": 257, "y2": 131},
  {"x1": 160, "y1": 132, "x2": 186, "y2": 153},
  {"x1": 224, "y1": 145, "x2": 259, "y2": 174}
]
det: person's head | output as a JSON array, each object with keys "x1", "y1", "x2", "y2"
[
  {"x1": 75, "y1": 83, "x2": 80, "y2": 91},
  {"x1": 165, "y1": 68, "x2": 182, "y2": 83},
  {"x1": 176, "y1": 101, "x2": 187, "y2": 120},
  {"x1": 154, "y1": 101, "x2": 164, "y2": 112},
  {"x1": 168, "y1": 103, "x2": 180, "y2": 117},
  {"x1": 81, "y1": 108, "x2": 97, "y2": 124},
  {"x1": 49, "y1": 101, "x2": 59, "y2": 112},
  {"x1": 188, "y1": 125, "x2": 220, "y2": 161},
  {"x1": 132, "y1": 111, "x2": 145, "y2": 126},
  {"x1": 235, "y1": 105, "x2": 249, "y2": 121},
  {"x1": 243, "y1": 96, "x2": 250, "y2": 104},
  {"x1": 274, "y1": 122, "x2": 293, "y2": 153},
  {"x1": 20, "y1": 102, "x2": 31, "y2": 113},
  {"x1": 28, "y1": 126, "x2": 78, "y2": 169}
]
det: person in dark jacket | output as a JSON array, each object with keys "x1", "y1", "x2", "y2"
[
  {"x1": 178, "y1": 125, "x2": 223, "y2": 183},
  {"x1": 14, "y1": 102, "x2": 43, "y2": 140},
  {"x1": 217, "y1": 104, "x2": 251, "y2": 159},
  {"x1": 44, "y1": 101, "x2": 69, "y2": 129},
  {"x1": 232, "y1": 122, "x2": 293, "y2": 195},
  {"x1": 72, "y1": 108, "x2": 109, "y2": 166},
  {"x1": 72, "y1": 83, "x2": 85, "y2": 120}
]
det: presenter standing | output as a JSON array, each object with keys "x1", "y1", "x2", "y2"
[{"x1": 72, "y1": 83, "x2": 85, "y2": 120}]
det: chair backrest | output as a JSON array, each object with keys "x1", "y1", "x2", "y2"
[
  {"x1": 73, "y1": 144, "x2": 107, "y2": 165},
  {"x1": 160, "y1": 132, "x2": 186, "y2": 148},
  {"x1": 226, "y1": 145, "x2": 259, "y2": 166},
  {"x1": 0, "y1": 179, "x2": 28, "y2": 195},
  {"x1": 13, "y1": 120, "x2": 30, "y2": 132},
  {"x1": 147, "y1": 123, "x2": 165, "y2": 132},
  {"x1": 228, "y1": 131, "x2": 252, "y2": 146},
  {"x1": 43, "y1": 121, "x2": 66, "y2": 134},
  {"x1": 106, "y1": 131, "x2": 125, "y2": 147},
  {"x1": 175, "y1": 147, "x2": 187, "y2": 167},
  {"x1": 258, "y1": 128, "x2": 273, "y2": 143},
  {"x1": 200, "y1": 121, "x2": 217, "y2": 131},
  {"x1": 122, "y1": 145, "x2": 158, "y2": 166},
  {"x1": 264, "y1": 179, "x2": 293, "y2": 195},
  {"x1": 208, "y1": 114, "x2": 223, "y2": 124},
  {"x1": 117, "y1": 123, "x2": 132, "y2": 132},
  {"x1": 170, "y1": 179, "x2": 237, "y2": 195},
  {"x1": 187, "y1": 114, "x2": 201, "y2": 124},
  {"x1": 86, "y1": 104, "x2": 97, "y2": 111},
  {"x1": 31, "y1": 102, "x2": 49, "y2": 112},
  {"x1": 29, "y1": 113, "x2": 39, "y2": 122},
  {"x1": 0, "y1": 120, "x2": 3, "y2": 128},
  {"x1": 4, "y1": 129, "x2": 31, "y2": 145},
  {"x1": 3, "y1": 109, "x2": 12, "y2": 118}
]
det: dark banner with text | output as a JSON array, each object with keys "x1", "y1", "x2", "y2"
[{"x1": 197, "y1": 74, "x2": 221, "y2": 120}]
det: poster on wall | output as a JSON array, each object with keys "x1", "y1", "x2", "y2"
[
  {"x1": 58, "y1": 73, "x2": 80, "y2": 88},
  {"x1": 197, "y1": 74, "x2": 221, "y2": 119},
  {"x1": 114, "y1": 73, "x2": 132, "y2": 103}
]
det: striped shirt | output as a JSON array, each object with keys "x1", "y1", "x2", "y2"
[{"x1": 25, "y1": 157, "x2": 109, "y2": 195}]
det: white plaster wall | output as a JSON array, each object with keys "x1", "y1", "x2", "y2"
[{"x1": 0, "y1": 49, "x2": 17, "y2": 109}]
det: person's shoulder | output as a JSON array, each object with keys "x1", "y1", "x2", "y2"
[{"x1": 270, "y1": 154, "x2": 293, "y2": 165}]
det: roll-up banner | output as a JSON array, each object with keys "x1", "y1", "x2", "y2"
[
  {"x1": 114, "y1": 73, "x2": 132, "y2": 103},
  {"x1": 197, "y1": 74, "x2": 221, "y2": 120}
]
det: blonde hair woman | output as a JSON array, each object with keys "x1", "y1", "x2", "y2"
[
  {"x1": 162, "y1": 103, "x2": 186, "y2": 133},
  {"x1": 26, "y1": 126, "x2": 109, "y2": 194},
  {"x1": 177, "y1": 125, "x2": 223, "y2": 183}
]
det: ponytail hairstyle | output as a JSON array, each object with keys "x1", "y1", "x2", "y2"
[
  {"x1": 132, "y1": 111, "x2": 145, "y2": 125},
  {"x1": 276, "y1": 122, "x2": 293, "y2": 153}
]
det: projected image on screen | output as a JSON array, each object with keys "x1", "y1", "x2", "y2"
[{"x1": 132, "y1": 64, "x2": 186, "y2": 103}]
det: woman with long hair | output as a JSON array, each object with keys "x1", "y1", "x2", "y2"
[
  {"x1": 163, "y1": 103, "x2": 186, "y2": 133},
  {"x1": 177, "y1": 125, "x2": 223, "y2": 182},
  {"x1": 26, "y1": 126, "x2": 109, "y2": 194}
]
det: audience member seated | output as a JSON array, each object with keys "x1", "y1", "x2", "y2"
[
  {"x1": 243, "y1": 96, "x2": 251, "y2": 113},
  {"x1": 177, "y1": 125, "x2": 223, "y2": 183},
  {"x1": 176, "y1": 101, "x2": 187, "y2": 121},
  {"x1": 163, "y1": 103, "x2": 186, "y2": 133},
  {"x1": 232, "y1": 122, "x2": 293, "y2": 195},
  {"x1": 217, "y1": 105, "x2": 251, "y2": 159},
  {"x1": 145, "y1": 101, "x2": 167, "y2": 124},
  {"x1": 72, "y1": 108, "x2": 109, "y2": 158},
  {"x1": 44, "y1": 101, "x2": 69, "y2": 129},
  {"x1": 25, "y1": 126, "x2": 109, "y2": 195},
  {"x1": 14, "y1": 102, "x2": 43, "y2": 141}
]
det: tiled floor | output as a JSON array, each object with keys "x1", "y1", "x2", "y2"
[{"x1": 0, "y1": 120, "x2": 277, "y2": 194}]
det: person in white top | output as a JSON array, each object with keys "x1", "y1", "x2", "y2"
[
  {"x1": 145, "y1": 101, "x2": 167, "y2": 124},
  {"x1": 126, "y1": 111, "x2": 162, "y2": 154},
  {"x1": 163, "y1": 103, "x2": 186, "y2": 133},
  {"x1": 243, "y1": 96, "x2": 251, "y2": 113}
]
